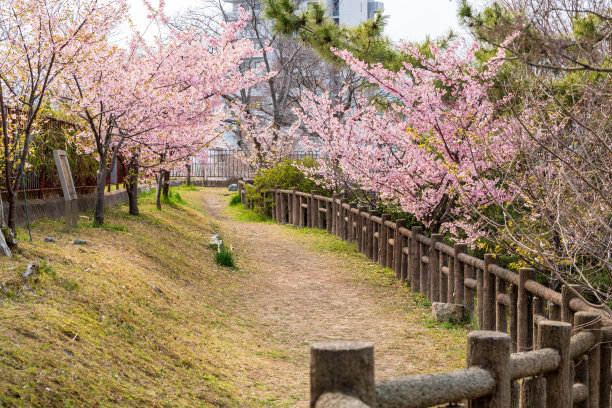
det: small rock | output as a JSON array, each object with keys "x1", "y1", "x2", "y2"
[
  {"x1": 22, "y1": 263, "x2": 39, "y2": 282},
  {"x1": 44, "y1": 237, "x2": 55, "y2": 242},
  {"x1": 227, "y1": 183, "x2": 238, "y2": 191},
  {"x1": 432, "y1": 302, "x2": 464, "y2": 323},
  {"x1": 79, "y1": 215, "x2": 90, "y2": 220},
  {"x1": 150, "y1": 284, "x2": 163, "y2": 294},
  {"x1": 73, "y1": 239, "x2": 87, "y2": 245}
]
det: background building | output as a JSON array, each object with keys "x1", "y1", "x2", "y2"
[{"x1": 325, "y1": 0, "x2": 384, "y2": 26}]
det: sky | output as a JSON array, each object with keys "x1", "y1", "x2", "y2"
[{"x1": 124, "y1": 0, "x2": 469, "y2": 44}]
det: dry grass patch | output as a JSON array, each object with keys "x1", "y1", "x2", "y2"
[{"x1": 0, "y1": 186, "x2": 298, "y2": 407}]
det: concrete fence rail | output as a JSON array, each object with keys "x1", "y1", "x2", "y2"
[{"x1": 238, "y1": 180, "x2": 612, "y2": 408}]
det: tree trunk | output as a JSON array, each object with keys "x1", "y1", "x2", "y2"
[
  {"x1": 94, "y1": 159, "x2": 108, "y2": 225},
  {"x1": 186, "y1": 164, "x2": 191, "y2": 186},
  {"x1": 6, "y1": 189, "x2": 16, "y2": 234},
  {"x1": 126, "y1": 156, "x2": 139, "y2": 216},
  {"x1": 156, "y1": 171, "x2": 163, "y2": 210},
  {"x1": 162, "y1": 170, "x2": 170, "y2": 198}
]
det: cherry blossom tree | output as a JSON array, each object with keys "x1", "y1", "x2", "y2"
[
  {"x1": 296, "y1": 41, "x2": 518, "y2": 241},
  {"x1": 65, "y1": 6, "x2": 270, "y2": 223},
  {"x1": 0, "y1": 0, "x2": 127, "y2": 234}
]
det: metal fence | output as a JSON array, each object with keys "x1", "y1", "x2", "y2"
[{"x1": 171, "y1": 149, "x2": 321, "y2": 182}]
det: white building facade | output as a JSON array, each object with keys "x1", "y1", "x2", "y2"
[{"x1": 325, "y1": 0, "x2": 384, "y2": 26}]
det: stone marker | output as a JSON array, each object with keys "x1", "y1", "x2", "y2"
[
  {"x1": 73, "y1": 239, "x2": 87, "y2": 245},
  {"x1": 209, "y1": 234, "x2": 224, "y2": 250},
  {"x1": 22, "y1": 263, "x2": 39, "y2": 282},
  {"x1": 44, "y1": 237, "x2": 55, "y2": 242},
  {"x1": 432, "y1": 302, "x2": 463, "y2": 323}
]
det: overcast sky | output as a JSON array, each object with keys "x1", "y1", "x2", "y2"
[{"x1": 124, "y1": 0, "x2": 469, "y2": 44}]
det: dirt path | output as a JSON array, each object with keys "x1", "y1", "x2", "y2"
[{"x1": 200, "y1": 188, "x2": 466, "y2": 406}]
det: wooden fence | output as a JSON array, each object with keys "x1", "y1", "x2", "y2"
[{"x1": 238, "y1": 180, "x2": 612, "y2": 408}]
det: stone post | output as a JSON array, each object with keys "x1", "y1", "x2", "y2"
[
  {"x1": 482, "y1": 254, "x2": 497, "y2": 331},
  {"x1": 538, "y1": 320, "x2": 572, "y2": 408},
  {"x1": 393, "y1": 219, "x2": 406, "y2": 281},
  {"x1": 410, "y1": 226, "x2": 422, "y2": 293},
  {"x1": 517, "y1": 268, "x2": 536, "y2": 351},
  {"x1": 310, "y1": 342, "x2": 375, "y2": 408},
  {"x1": 378, "y1": 214, "x2": 389, "y2": 267},
  {"x1": 429, "y1": 234, "x2": 442, "y2": 302},
  {"x1": 453, "y1": 243, "x2": 467, "y2": 306},
  {"x1": 467, "y1": 331, "x2": 511, "y2": 408},
  {"x1": 574, "y1": 311, "x2": 601, "y2": 408}
]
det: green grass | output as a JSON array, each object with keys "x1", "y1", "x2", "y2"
[
  {"x1": 91, "y1": 221, "x2": 129, "y2": 232},
  {"x1": 229, "y1": 193, "x2": 242, "y2": 206},
  {"x1": 161, "y1": 191, "x2": 186, "y2": 205},
  {"x1": 226, "y1": 201, "x2": 274, "y2": 223},
  {"x1": 215, "y1": 246, "x2": 236, "y2": 268}
]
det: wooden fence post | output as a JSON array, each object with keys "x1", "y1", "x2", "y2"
[
  {"x1": 410, "y1": 226, "x2": 422, "y2": 293},
  {"x1": 394, "y1": 219, "x2": 406, "y2": 281},
  {"x1": 366, "y1": 210, "x2": 375, "y2": 260},
  {"x1": 385, "y1": 222, "x2": 394, "y2": 270},
  {"x1": 561, "y1": 285, "x2": 577, "y2": 324},
  {"x1": 340, "y1": 199, "x2": 348, "y2": 241},
  {"x1": 454, "y1": 243, "x2": 467, "y2": 306},
  {"x1": 600, "y1": 327, "x2": 612, "y2": 408},
  {"x1": 288, "y1": 188, "x2": 294, "y2": 224},
  {"x1": 401, "y1": 231, "x2": 409, "y2": 285},
  {"x1": 467, "y1": 331, "x2": 511, "y2": 408},
  {"x1": 358, "y1": 207, "x2": 367, "y2": 254},
  {"x1": 429, "y1": 234, "x2": 442, "y2": 302},
  {"x1": 532, "y1": 296, "x2": 544, "y2": 346},
  {"x1": 517, "y1": 268, "x2": 536, "y2": 351},
  {"x1": 371, "y1": 214, "x2": 379, "y2": 264},
  {"x1": 299, "y1": 193, "x2": 305, "y2": 228},
  {"x1": 293, "y1": 188, "x2": 300, "y2": 226},
  {"x1": 331, "y1": 194, "x2": 339, "y2": 236},
  {"x1": 275, "y1": 185, "x2": 281, "y2": 223},
  {"x1": 310, "y1": 190, "x2": 321, "y2": 228},
  {"x1": 465, "y1": 263, "x2": 475, "y2": 323},
  {"x1": 348, "y1": 203, "x2": 356, "y2": 243},
  {"x1": 317, "y1": 196, "x2": 324, "y2": 230},
  {"x1": 519, "y1": 377, "x2": 546, "y2": 408},
  {"x1": 310, "y1": 191, "x2": 318, "y2": 229},
  {"x1": 496, "y1": 277, "x2": 507, "y2": 333},
  {"x1": 326, "y1": 200, "x2": 334, "y2": 235},
  {"x1": 310, "y1": 342, "x2": 375, "y2": 408},
  {"x1": 574, "y1": 312, "x2": 601, "y2": 408},
  {"x1": 483, "y1": 254, "x2": 497, "y2": 331},
  {"x1": 379, "y1": 214, "x2": 390, "y2": 268},
  {"x1": 538, "y1": 320, "x2": 572, "y2": 408},
  {"x1": 509, "y1": 284, "x2": 518, "y2": 352},
  {"x1": 446, "y1": 251, "x2": 454, "y2": 305}
]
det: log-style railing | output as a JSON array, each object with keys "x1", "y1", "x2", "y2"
[{"x1": 237, "y1": 180, "x2": 612, "y2": 407}]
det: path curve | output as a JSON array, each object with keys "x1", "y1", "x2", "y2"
[{"x1": 201, "y1": 188, "x2": 466, "y2": 405}]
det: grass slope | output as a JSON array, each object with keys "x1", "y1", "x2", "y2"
[{"x1": 0, "y1": 187, "x2": 292, "y2": 407}]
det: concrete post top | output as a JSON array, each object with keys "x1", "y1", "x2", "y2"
[
  {"x1": 311, "y1": 342, "x2": 374, "y2": 352},
  {"x1": 574, "y1": 311, "x2": 601, "y2": 319},
  {"x1": 468, "y1": 331, "x2": 511, "y2": 341},
  {"x1": 539, "y1": 320, "x2": 572, "y2": 328}
]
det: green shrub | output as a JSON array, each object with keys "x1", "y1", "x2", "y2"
[
  {"x1": 161, "y1": 190, "x2": 186, "y2": 205},
  {"x1": 215, "y1": 246, "x2": 236, "y2": 268},
  {"x1": 229, "y1": 193, "x2": 242, "y2": 206},
  {"x1": 246, "y1": 158, "x2": 331, "y2": 216}
]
